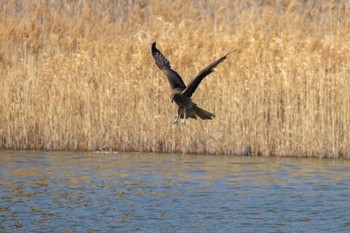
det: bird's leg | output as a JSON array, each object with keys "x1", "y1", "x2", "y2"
[
  {"x1": 173, "y1": 108, "x2": 181, "y2": 125},
  {"x1": 183, "y1": 109, "x2": 187, "y2": 125},
  {"x1": 173, "y1": 116, "x2": 179, "y2": 125}
]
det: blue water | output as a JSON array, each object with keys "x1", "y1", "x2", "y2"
[{"x1": 1, "y1": 151, "x2": 350, "y2": 232}]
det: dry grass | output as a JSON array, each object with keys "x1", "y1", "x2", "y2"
[{"x1": 1, "y1": 0, "x2": 350, "y2": 157}]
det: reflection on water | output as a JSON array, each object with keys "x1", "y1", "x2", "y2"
[{"x1": 1, "y1": 151, "x2": 350, "y2": 232}]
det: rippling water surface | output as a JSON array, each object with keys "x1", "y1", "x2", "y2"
[{"x1": 1, "y1": 151, "x2": 350, "y2": 232}]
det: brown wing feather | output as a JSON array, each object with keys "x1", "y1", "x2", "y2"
[
  {"x1": 183, "y1": 49, "x2": 237, "y2": 98},
  {"x1": 151, "y1": 42, "x2": 186, "y2": 91}
]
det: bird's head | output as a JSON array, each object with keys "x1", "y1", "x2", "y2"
[{"x1": 171, "y1": 94, "x2": 176, "y2": 103}]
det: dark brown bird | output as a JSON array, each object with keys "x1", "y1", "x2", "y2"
[{"x1": 151, "y1": 42, "x2": 235, "y2": 124}]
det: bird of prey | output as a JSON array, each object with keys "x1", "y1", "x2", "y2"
[{"x1": 151, "y1": 42, "x2": 235, "y2": 125}]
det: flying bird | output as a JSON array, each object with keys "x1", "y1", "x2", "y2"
[{"x1": 151, "y1": 42, "x2": 235, "y2": 125}]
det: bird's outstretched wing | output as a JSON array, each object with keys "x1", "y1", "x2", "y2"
[
  {"x1": 152, "y1": 42, "x2": 186, "y2": 91},
  {"x1": 183, "y1": 49, "x2": 237, "y2": 98}
]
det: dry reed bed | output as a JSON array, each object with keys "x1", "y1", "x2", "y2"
[{"x1": 1, "y1": 0, "x2": 350, "y2": 157}]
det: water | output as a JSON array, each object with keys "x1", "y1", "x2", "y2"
[{"x1": 1, "y1": 151, "x2": 350, "y2": 233}]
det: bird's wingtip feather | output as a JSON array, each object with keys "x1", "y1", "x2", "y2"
[
  {"x1": 225, "y1": 48, "x2": 238, "y2": 57},
  {"x1": 151, "y1": 42, "x2": 158, "y2": 55}
]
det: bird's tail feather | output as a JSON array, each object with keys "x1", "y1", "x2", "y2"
[
  {"x1": 181, "y1": 104, "x2": 215, "y2": 120},
  {"x1": 193, "y1": 105, "x2": 215, "y2": 120}
]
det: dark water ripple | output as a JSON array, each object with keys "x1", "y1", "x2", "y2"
[{"x1": 1, "y1": 151, "x2": 350, "y2": 232}]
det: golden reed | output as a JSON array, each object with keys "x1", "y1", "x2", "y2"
[{"x1": 1, "y1": 0, "x2": 350, "y2": 157}]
